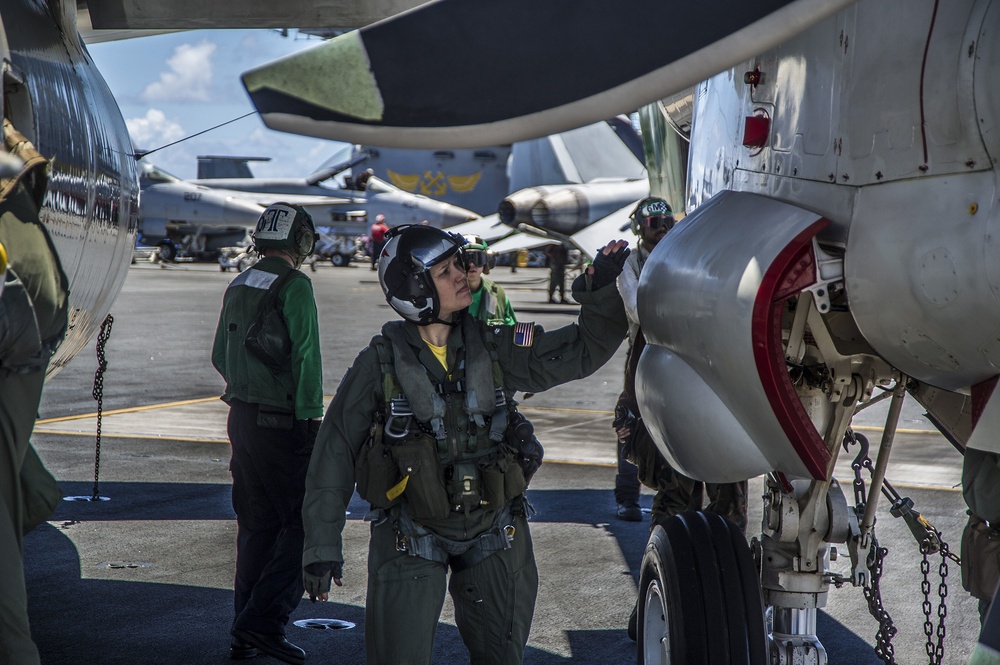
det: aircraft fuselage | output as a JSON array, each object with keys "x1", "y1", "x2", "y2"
[{"x1": 4, "y1": 0, "x2": 140, "y2": 375}]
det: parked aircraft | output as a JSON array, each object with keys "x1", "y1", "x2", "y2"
[
  {"x1": 241, "y1": 0, "x2": 1000, "y2": 663},
  {"x1": 137, "y1": 162, "x2": 265, "y2": 261},
  {"x1": 188, "y1": 119, "x2": 650, "y2": 263},
  {"x1": 361, "y1": 119, "x2": 651, "y2": 260},
  {"x1": 138, "y1": 159, "x2": 479, "y2": 261},
  {"x1": 194, "y1": 158, "x2": 480, "y2": 230},
  {"x1": 345, "y1": 144, "x2": 512, "y2": 216},
  {"x1": 355, "y1": 118, "x2": 648, "y2": 224}
]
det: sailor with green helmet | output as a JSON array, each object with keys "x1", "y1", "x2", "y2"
[
  {"x1": 212, "y1": 202, "x2": 323, "y2": 664},
  {"x1": 463, "y1": 233, "x2": 516, "y2": 326},
  {"x1": 301, "y1": 224, "x2": 630, "y2": 664}
]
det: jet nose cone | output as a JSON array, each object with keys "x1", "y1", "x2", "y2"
[{"x1": 439, "y1": 203, "x2": 481, "y2": 228}]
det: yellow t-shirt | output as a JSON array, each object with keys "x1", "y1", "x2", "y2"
[{"x1": 425, "y1": 340, "x2": 448, "y2": 371}]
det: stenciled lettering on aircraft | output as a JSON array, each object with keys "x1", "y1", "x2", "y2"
[
  {"x1": 183, "y1": 192, "x2": 202, "y2": 201},
  {"x1": 387, "y1": 169, "x2": 482, "y2": 196}
]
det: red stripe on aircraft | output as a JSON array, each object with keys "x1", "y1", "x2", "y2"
[{"x1": 752, "y1": 219, "x2": 831, "y2": 480}]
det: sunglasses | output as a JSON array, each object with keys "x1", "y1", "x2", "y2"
[{"x1": 642, "y1": 215, "x2": 674, "y2": 230}]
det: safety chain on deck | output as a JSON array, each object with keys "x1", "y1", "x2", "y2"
[
  {"x1": 844, "y1": 428, "x2": 960, "y2": 665},
  {"x1": 921, "y1": 539, "x2": 958, "y2": 665},
  {"x1": 863, "y1": 534, "x2": 898, "y2": 663},
  {"x1": 90, "y1": 314, "x2": 113, "y2": 501}
]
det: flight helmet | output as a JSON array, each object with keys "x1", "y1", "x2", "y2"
[
  {"x1": 378, "y1": 224, "x2": 467, "y2": 325},
  {"x1": 463, "y1": 234, "x2": 497, "y2": 274},
  {"x1": 251, "y1": 202, "x2": 316, "y2": 261},
  {"x1": 629, "y1": 196, "x2": 675, "y2": 236}
]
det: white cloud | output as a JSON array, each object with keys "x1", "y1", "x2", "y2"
[
  {"x1": 126, "y1": 109, "x2": 185, "y2": 150},
  {"x1": 140, "y1": 41, "x2": 217, "y2": 102}
]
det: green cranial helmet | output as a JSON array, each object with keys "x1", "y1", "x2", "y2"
[
  {"x1": 251, "y1": 202, "x2": 316, "y2": 258},
  {"x1": 629, "y1": 196, "x2": 675, "y2": 236},
  {"x1": 463, "y1": 234, "x2": 496, "y2": 273}
]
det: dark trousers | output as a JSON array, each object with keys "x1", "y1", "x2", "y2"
[
  {"x1": 228, "y1": 399, "x2": 311, "y2": 636},
  {"x1": 371, "y1": 240, "x2": 386, "y2": 268},
  {"x1": 366, "y1": 513, "x2": 538, "y2": 664},
  {"x1": 0, "y1": 369, "x2": 46, "y2": 665},
  {"x1": 614, "y1": 402, "x2": 640, "y2": 505},
  {"x1": 548, "y1": 265, "x2": 566, "y2": 300}
]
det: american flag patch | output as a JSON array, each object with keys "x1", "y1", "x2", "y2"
[{"x1": 513, "y1": 322, "x2": 535, "y2": 347}]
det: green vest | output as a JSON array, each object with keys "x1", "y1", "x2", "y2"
[
  {"x1": 213, "y1": 259, "x2": 305, "y2": 412},
  {"x1": 470, "y1": 277, "x2": 513, "y2": 326}
]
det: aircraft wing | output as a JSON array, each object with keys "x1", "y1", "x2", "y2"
[
  {"x1": 568, "y1": 202, "x2": 638, "y2": 261},
  {"x1": 445, "y1": 214, "x2": 512, "y2": 243},
  {"x1": 242, "y1": 0, "x2": 854, "y2": 148},
  {"x1": 79, "y1": 0, "x2": 425, "y2": 34},
  {"x1": 237, "y1": 192, "x2": 357, "y2": 208},
  {"x1": 488, "y1": 233, "x2": 557, "y2": 255}
]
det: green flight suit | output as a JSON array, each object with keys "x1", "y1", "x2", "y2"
[
  {"x1": 303, "y1": 276, "x2": 627, "y2": 665},
  {"x1": 0, "y1": 121, "x2": 68, "y2": 665}
]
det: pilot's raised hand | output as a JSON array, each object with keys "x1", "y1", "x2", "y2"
[{"x1": 586, "y1": 239, "x2": 631, "y2": 290}]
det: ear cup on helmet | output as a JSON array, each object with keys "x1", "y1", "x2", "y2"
[{"x1": 294, "y1": 218, "x2": 316, "y2": 256}]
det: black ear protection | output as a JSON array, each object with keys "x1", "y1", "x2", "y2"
[{"x1": 293, "y1": 215, "x2": 316, "y2": 256}]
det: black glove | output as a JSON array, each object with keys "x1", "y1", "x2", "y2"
[
  {"x1": 612, "y1": 404, "x2": 636, "y2": 431},
  {"x1": 589, "y1": 245, "x2": 630, "y2": 290},
  {"x1": 303, "y1": 561, "x2": 342, "y2": 601}
]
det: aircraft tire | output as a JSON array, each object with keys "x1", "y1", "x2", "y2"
[
  {"x1": 637, "y1": 511, "x2": 766, "y2": 665},
  {"x1": 330, "y1": 253, "x2": 349, "y2": 267},
  {"x1": 158, "y1": 242, "x2": 176, "y2": 262}
]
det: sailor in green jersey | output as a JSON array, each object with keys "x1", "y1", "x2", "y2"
[
  {"x1": 464, "y1": 234, "x2": 516, "y2": 326},
  {"x1": 212, "y1": 203, "x2": 323, "y2": 665},
  {"x1": 302, "y1": 225, "x2": 630, "y2": 665}
]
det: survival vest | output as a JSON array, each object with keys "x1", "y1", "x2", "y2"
[{"x1": 354, "y1": 315, "x2": 529, "y2": 520}]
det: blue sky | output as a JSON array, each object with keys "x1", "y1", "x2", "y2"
[{"x1": 89, "y1": 30, "x2": 351, "y2": 181}]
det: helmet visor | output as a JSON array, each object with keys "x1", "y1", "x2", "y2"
[{"x1": 408, "y1": 234, "x2": 462, "y2": 272}]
